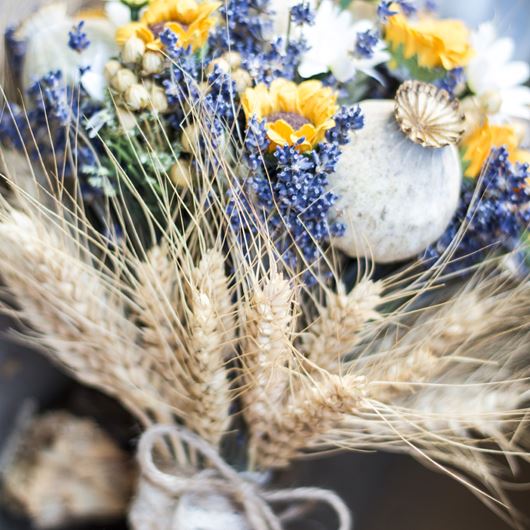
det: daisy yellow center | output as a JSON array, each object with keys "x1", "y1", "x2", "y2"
[
  {"x1": 385, "y1": 7, "x2": 473, "y2": 70},
  {"x1": 242, "y1": 79, "x2": 338, "y2": 153}
]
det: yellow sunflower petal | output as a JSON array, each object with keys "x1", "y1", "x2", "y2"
[
  {"x1": 385, "y1": 11, "x2": 472, "y2": 71},
  {"x1": 116, "y1": 23, "x2": 155, "y2": 46},
  {"x1": 462, "y1": 123, "x2": 519, "y2": 178},
  {"x1": 267, "y1": 120, "x2": 296, "y2": 147}
]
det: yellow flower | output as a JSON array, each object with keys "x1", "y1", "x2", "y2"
[
  {"x1": 116, "y1": 0, "x2": 220, "y2": 51},
  {"x1": 461, "y1": 122, "x2": 529, "y2": 178},
  {"x1": 241, "y1": 79, "x2": 338, "y2": 152},
  {"x1": 385, "y1": 9, "x2": 473, "y2": 70}
]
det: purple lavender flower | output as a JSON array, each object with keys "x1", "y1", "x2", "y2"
[
  {"x1": 290, "y1": 2, "x2": 315, "y2": 26},
  {"x1": 425, "y1": 147, "x2": 530, "y2": 271},
  {"x1": 68, "y1": 21, "x2": 90, "y2": 53},
  {"x1": 355, "y1": 30, "x2": 379, "y2": 59},
  {"x1": 326, "y1": 106, "x2": 364, "y2": 145}
]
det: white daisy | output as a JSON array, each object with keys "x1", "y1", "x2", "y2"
[
  {"x1": 105, "y1": 1, "x2": 133, "y2": 28},
  {"x1": 466, "y1": 22, "x2": 530, "y2": 123},
  {"x1": 17, "y1": 3, "x2": 118, "y2": 102},
  {"x1": 297, "y1": 0, "x2": 389, "y2": 83}
]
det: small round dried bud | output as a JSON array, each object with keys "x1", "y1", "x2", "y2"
[
  {"x1": 206, "y1": 57, "x2": 230, "y2": 75},
  {"x1": 125, "y1": 84, "x2": 150, "y2": 111},
  {"x1": 111, "y1": 68, "x2": 138, "y2": 93},
  {"x1": 116, "y1": 107, "x2": 138, "y2": 132},
  {"x1": 142, "y1": 51, "x2": 165, "y2": 75},
  {"x1": 170, "y1": 159, "x2": 192, "y2": 188},
  {"x1": 121, "y1": 36, "x2": 146, "y2": 64},
  {"x1": 150, "y1": 85, "x2": 169, "y2": 113},
  {"x1": 222, "y1": 51, "x2": 241, "y2": 69},
  {"x1": 104, "y1": 60, "x2": 122, "y2": 82},
  {"x1": 181, "y1": 123, "x2": 201, "y2": 153},
  {"x1": 232, "y1": 68, "x2": 251, "y2": 93}
]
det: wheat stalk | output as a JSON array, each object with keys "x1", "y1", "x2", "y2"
[
  {"x1": 0, "y1": 210, "x2": 170, "y2": 426},
  {"x1": 184, "y1": 287, "x2": 232, "y2": 445},
  {"x1": 253, "y1": 373, "x2": 366, "y2": 469},
  {"x1": 241, "y1": 269, "x2": 296, "y2": 465},
  {"x1": 301, "y1": 278, "x2": 383, "y2": 373}
]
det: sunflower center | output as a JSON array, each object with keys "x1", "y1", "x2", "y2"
[
  {"x1": 267, "y1": 112, "x2": 311, "y2": 130},
  {"x1": 149, "y1": 21, "x2": 189, "y2": 37}
]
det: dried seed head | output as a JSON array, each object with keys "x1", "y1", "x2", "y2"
[
  {"x1": 104, "y1": 60, "x2": 122, "y2": 82},
  {"x1": 125, "y1": 84, "x2": 150, "y2": 111},
  {"x1": 394, "y1": 80, "x2": 466, "y2": 148},
  {"x1": 142, "y1": 51, "x2": 165, "y2": 75},
  {"x1": 150, "y1": 85, "x2": 169, "y2": 113},
  {"x1": 121, "y1": 36, "x2": 146, "y2": 64},
  {"x1": 170, "y1": 159, "x2": 192, "y2": 188},
  {"x1": 232, "y1": 68, "x2": 252, "y2": 93},
  {"x1": 111, "y1": 68, "x2": 138, "y2": 93}
]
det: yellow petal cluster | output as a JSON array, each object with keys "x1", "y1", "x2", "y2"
[
  {"x1": 461, "y1": 122, "x2": 530, "y2": 178},
  {"x1": 241, "y1": 79, "x2": 338, "y2": 152},
  {"x1": 116, "y1": 0, "x2": 220, "y2": 51},
  {"x1": 385, "y1": 10, "x2": 473, "y2": 70}
]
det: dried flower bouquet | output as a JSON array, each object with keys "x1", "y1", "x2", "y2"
[{"x1": 0, "y1": 0, "x2": 529, "y2": 529}]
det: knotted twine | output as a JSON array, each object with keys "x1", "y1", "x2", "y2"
[{"x1": 129, "y1": 425, "x2": 352, "y2": 530}]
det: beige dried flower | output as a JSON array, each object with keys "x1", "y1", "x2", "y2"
[
  {"x1": 111, "y1": 68, "x2": 138, "y2": 93},
  {"x1": 142, "y1": 51, "x2": 165, "y2": 75},
  {"x1": 121, "y1": 36, "x2": 146, "y2": 64},
  {"x1": 394, "y1": 80, "x2": 466, "y2": 148},
  {"x1": 125, "y1": 84, "x2": 150, "y2": 111}
]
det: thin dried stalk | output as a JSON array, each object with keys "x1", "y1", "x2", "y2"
[
  {"x1": 302, "y1": 279, "x2": 383, "y2": 373},
  {"x1": 253, "y1": 374, "x2": 366, "y2": 469}
]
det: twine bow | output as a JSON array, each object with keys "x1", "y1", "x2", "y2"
[{"x1": 132, "y1": 424, "x2": 352, "y2": 530}]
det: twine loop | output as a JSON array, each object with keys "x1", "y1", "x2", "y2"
[{"x1": 132, "y1": 424, "x2": 352, "y2": 530}]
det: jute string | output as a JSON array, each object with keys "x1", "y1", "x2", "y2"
[{"x1": 132, "y1": 425, "x2": 352, "y2": 530}]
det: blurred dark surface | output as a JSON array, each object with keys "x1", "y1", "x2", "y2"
[{"x1": 1, "y1": 314, "x2": 529, "y2": 530}]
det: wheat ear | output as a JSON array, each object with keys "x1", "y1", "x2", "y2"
[
  {"x1": 241, "y1": 270, "x2": 295, "y2": 465},
  {"x1": 366, "y1": 283, "x2": 525, "y2": 402},
  {"x1": 184, "y1": 283, "x2": 232, "y2": 446},
  {"x1": 253, "y1": 373, "x2": 366, "y2": 469},
  {"x1": 301, "y1": 278, "x2": 383, "y2": 373},
  {"x1": 0, "y1": 211, "x2": 169, "y2": 426},
  {"x1": 130, "y1": 244, "x2": 233, "y2": 446},
  {"x1": 192, "y1": 248, "x2": 236, "y2": 359}
]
